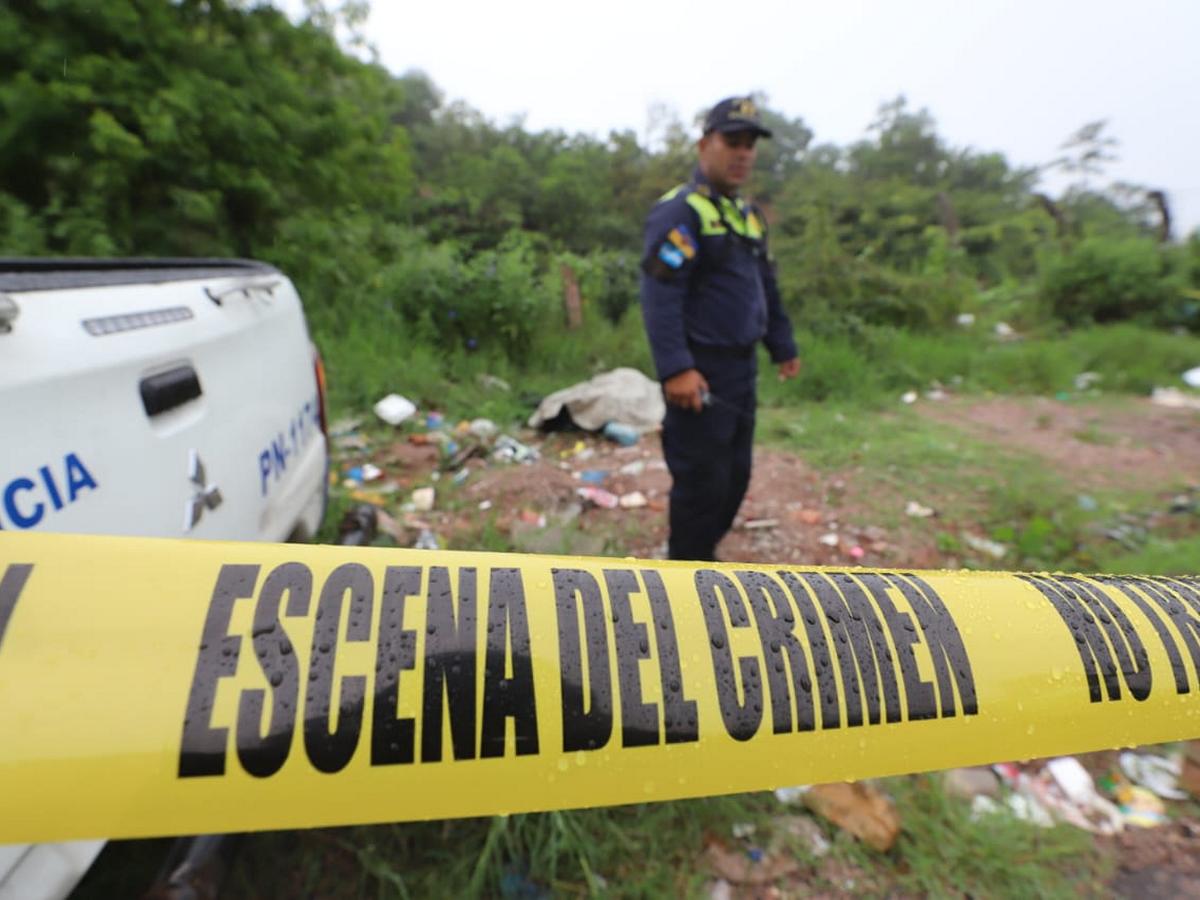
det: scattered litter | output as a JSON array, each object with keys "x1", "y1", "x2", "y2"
[
  {"x1": 425, "y1": 411, "x2": 444, "y2": 430},
  {"x1": 771, "y1": 814, "x2": 830, "y2": 858},
  {"x1": 1183, "y1": 366, "x2": 1200, "y2": 388},
  {"x1": 1119, "y1": 751, "x2": 1186, "y2": 800},
  {"x1": 848, "y1": 545, "x2": 865, "y2": 560},
  {"x1": 704, "y1": 839, "x2": 801, "y2": 886},
  {"x1": 334, "y1": 433, "x2": 369, "y2": 452},
  {"x1": 1170, "y1": 493, "x2": 1196, "y2": 514},
  {"x1": 576, "y1": 486, "x2": 619, "y2": 509},
  {"x1": 774, "y1": 785, "x2": 810, "y2": 805},
  {"x1": 943, "y1": 767, "x2": 1000, "y2": 800},
  {"x1": 1115, "y1": 784, "x2": 1168, "y2": 827},
  {"x1": 336, "y1": 504, "x2": 377, "y2": 546},
  {"x1": 955, "y1": 313, "x2": 975, "y2": 327},
  {"x1": 1103, "y1": 521, "x2": 1146, "y2": 550},
  {"x1": 360, "y1": 462, "x2": 382, "y2": 482},
  {"x1": 994, "y1": 321, "x2": 1016, "y2": 339},
  {"x1": 962, "y1": 533, "x2": 1008, "y2": 560},
  {"x1": 498, "y1": 869, "x2": 549, "y2": 899},
  {"x1": 971, "y1": 793, "x2": 1055, "y2": 829},
  {"x1": 804, "y1": 782, "x2": 900, "y2": 852},
  {"x1": 819, "y1": 532, "x2": 839, "y2": 547},
  {"x1": 494, "y1": 435, "x2": 540, "y2": 463},
  {"x1": 618, "y1": 460, "x2": 646, "y2": 477},
  {"x1": 349, "y1": 489, "x2": 390, "y2": 505},
  {"x1": 707, "y1": 879, "x2": 732, "y2": 900},
  {"x1": 518, "y1": 509, "x2": 547, "y2": 528},
  {"x1": 602, "y1": 421, "x2": 641, "y2": 446},
  {"x1": 743, "y1": 518, "x2": 779, "y2": 530},
  {"x1": 730, "y1": 822, "x2": 756, "y2": 840},
  {"x1": 926, "y1": 385, "x2": 948, "y2": 401},
  {"x1": 411, "y1": 487, "x2": 435, "y2": 512},
  {"x1": 619, "y1": 491, "x2": 648, "y2": 509},
  {"x1": 412, "y1": 529, "x2": 439, "y2": 550},
  {"x1": 1183, "y1": 741, "x2": 1200, "y2": 798},
  {"x1": 469, "y1": 418, "x2": 499, "y2": 440},
  {"x1": 452, "y1": 468, "x2": 471, "y2": 485},
  {"x1": 905, "y1": 500, "x2": 935, "y2": 518},
  {"x1": 1074, "y1": 371, "x2": 1102, "y2": 391},
  {"x1": 1151, "y1": 387, "x2": 1200, "y2": 410},
  {"x1": 329, "y1": 417, "x2": 363, "y2": 437},
  {"x1": 374, "y1": 393, "x2": 416, "y2": 426},
  {"x1": 478, "y1": 373, "x2": 511, "y2": 392},
  {"x1": 578, "y1": 469, "x2": 608, "y2": 484},
  {"x1": 373, "y1": 509, "x2": 406, "y2": 544},
  {"x1": 446, "y1": 443, "x2": 487, "y2": 470},
  {"x1": 478, "y1": 500, "x2": 493, "y2": 511},
  {"x1": 1047, "y1": 756, "x2": 1097, "y2": 805},
  {"x1": 901, "y1": 390, "x2": 918, "y2": 404},
  {"x1": 1029, "y1": 757, "x2": 1124, "y2": 834}
]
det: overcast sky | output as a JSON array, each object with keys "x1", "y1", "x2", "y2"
[{"x1": 333, "y1": 0, "x2": 1199, "y2": 235}]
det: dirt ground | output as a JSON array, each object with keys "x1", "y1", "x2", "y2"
[
  {"x1": 356, "y1": 393, "x2": 1200, "y2": 572},
  {"x1": 919, "y1": 395, "x2": 1200, "y2": 492},
  {"x1": 334, "y1": 394, "x2": 1200, "y2": 898}
]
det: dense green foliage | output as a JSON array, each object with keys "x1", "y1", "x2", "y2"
[{"x1": 3, "y1": 0, "x2": 1199, "y2": 409}]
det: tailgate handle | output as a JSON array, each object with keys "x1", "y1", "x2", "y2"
[{"x1": 140, "y1": 365, "x2": 202, "y2": 417}]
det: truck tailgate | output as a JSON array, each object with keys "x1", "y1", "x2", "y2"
[{"x1": 0, "y1": 268, "x2": 327, "y2": 541}]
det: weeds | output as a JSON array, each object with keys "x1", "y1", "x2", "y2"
[{"x1": 879, "y1": 775, "x2": 1109, "y2": 897}]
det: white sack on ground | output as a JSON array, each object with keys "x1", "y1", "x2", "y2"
[{"x1": 528, "y1": 367, "x2": 665, "y2": 433}]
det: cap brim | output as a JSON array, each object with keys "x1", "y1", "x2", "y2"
[{"x1": 710, "y1": 121, "x2": 773, "y2": 139}]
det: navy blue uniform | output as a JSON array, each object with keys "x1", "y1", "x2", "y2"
[{"x1": 640, "y1": 168, "x2": 797, "y2": 561}]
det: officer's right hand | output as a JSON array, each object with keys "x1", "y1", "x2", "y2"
[{"x1": 663, "y1": 368, "x2": 709, "y2": 413}]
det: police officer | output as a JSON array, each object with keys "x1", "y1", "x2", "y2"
[{"x1": 640, "y1": 96, "x2": 800, "y2": 561}]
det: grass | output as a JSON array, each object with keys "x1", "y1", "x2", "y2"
[
  {"x1": 878, "y1": 775, "x2": 1109, "y2": 898},
  {"x1": 321, "y1": 309, "x2": 1200, "y2": 434},
  {"x1": 754, "y1": 397, "x2": 1200, "y2": 573},
  {"x1": 757, "y1": 401, "x2": 1081, "y2": 568},
  {"x1": 206, "y1": 777, "x2": 1109, "y2": 898},
  {"x1": 208, "y1": 777, "x2": 1109, "y2": 898},
  {"x1": 219, "y1": 794, "x2": 784, "y2": 898},
  {"x1": 1099, "y1": 532, "x2": 1200, "y2": 576}
]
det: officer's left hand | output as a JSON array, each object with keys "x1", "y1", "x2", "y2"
[{"x1": 777, "y1": 358, "x2": 801, "y2": 382}]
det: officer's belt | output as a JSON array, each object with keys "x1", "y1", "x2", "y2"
[{"x1": 689, "y1": 342, "x2": 756, "y2": 360}]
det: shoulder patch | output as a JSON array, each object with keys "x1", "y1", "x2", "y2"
[
  {"x1": 658, "y1": 243, "x2": 685, "y2": 269},
  {"x1": 667, "y1": 225, "x2": 696, "y2": 259}
]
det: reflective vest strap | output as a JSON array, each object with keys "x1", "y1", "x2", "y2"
[
  {"x1": 685, "y1": 193, "x2": 726, "y2": 236},
  {"x1": 742, "y1": 203, "x2": 765, "y2": 240},
  {"x1": 668, "y1": 187, "x2": 765, "y2": 241}
]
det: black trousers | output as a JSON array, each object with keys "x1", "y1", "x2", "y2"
[{"x1": 662, "y1": 348, "x2": 757, "y2": 561}]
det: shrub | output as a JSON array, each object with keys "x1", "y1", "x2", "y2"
[{"x1": 1039, "y1": 237, "x2": 1177, "y2": 327}]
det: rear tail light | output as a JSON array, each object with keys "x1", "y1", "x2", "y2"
[{"x1": 312, "y1": 343, "x2": 329, "y2": 437}]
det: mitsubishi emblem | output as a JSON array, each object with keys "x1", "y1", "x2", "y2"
[{"x1": 184, "y1": 449, "x2": 223, "y2": 531}]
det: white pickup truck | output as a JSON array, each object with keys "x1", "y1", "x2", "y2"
[{"x1": 0, "y1": 257, "x2": 330, "y2": 898}]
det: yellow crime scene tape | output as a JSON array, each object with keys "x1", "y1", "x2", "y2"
[{"x1": 2, "y1": 531, "x2": 1199, "y2": 843}]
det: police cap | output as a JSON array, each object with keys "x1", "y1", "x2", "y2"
[{"x1": 702, "y1": 97, "x2": 773, "y2": 139}]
